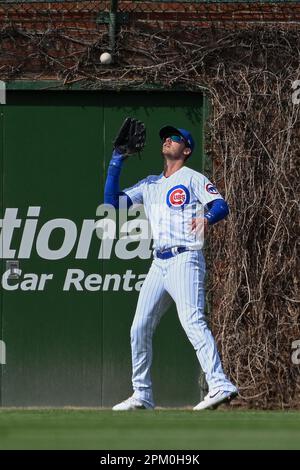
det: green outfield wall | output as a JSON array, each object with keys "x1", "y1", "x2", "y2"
[{"x1": 0, "y1": 89, "x2": 208, "y2": 407}]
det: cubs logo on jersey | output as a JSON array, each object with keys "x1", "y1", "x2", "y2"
[
  {"x1": 205, "y1": 183, "x2": 219, "y2": 195},
  {"x1": 166, "y1": 184, "x2": 190, "y2": 209}
]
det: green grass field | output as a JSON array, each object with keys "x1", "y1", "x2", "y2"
[{"x1": 0, "y1": 409, "x2": 299, "y2": 450}]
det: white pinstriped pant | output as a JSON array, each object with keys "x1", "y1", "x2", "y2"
[{"x1": 130, "y1": 249, "x2": 236, "y2": 407}]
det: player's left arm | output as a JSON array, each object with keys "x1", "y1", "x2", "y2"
[
  {"x1": 204, "y1": 198, "x2": 229, "y2": 225},
  {"x1": 190, "y1": 175, "x2": 229, "y2": 233}
]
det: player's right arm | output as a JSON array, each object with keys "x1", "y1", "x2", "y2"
[
  {"x1": 104, "y1": 148, "x2": 133, "y2": 208},
  {"x1": 104, "y1": 149, "x2": 147, "y2": 208},
  {"x1": 104, "y1": 117, "x2": 146, "y2": 208}
]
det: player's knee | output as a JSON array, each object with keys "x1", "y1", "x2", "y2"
[
  {"x1": 130, "y1": 321, "x2": 151, "y2": 344},
  {"x1": 179, "y1": 307, "x2": 206, "y2": 328},
  {"x1": 179, "y1": 310, "x2": 208, "y2": 341},
  {"x1": 130, "y1": 323, "x2": 142, "y2": 343}
]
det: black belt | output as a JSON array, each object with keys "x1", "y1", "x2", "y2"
[{"x1": 155, "y1": 246, "x2": 189, "y2": 260}]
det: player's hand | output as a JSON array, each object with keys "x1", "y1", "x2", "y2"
[
  {"x1": 113, "y1": 117, "x2": 146, "y2": 156},
  {"x1": 189, "y1": 217, "x2": 209, "y2": 237}
]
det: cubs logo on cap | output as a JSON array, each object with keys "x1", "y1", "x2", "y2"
[
  {"x1": 205, "y1": 183, "x2": 219, "y2": 195},
  {"x1": 166, "y1": 185, "x2": 190, "y2": 209}
]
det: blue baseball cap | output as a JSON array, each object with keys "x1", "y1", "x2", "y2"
[{"x1": 159, "y1": 126, "x2": 195, "y2": 154}]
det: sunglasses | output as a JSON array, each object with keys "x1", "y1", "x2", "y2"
[{"x1": 162, "y1": 135, "x2": 188, "y2": 146}]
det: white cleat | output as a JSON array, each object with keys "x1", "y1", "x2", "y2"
[
  {"x1": 112, "y1": 395, "x2": 153, "y2": 411},
  {"x1": 193, "y1": 389, "x2": 238, "y2": 411}
]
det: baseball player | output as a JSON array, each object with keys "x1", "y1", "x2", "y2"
[{"x1": 104, "y1": 118, "x2": 238, "y2": 410}]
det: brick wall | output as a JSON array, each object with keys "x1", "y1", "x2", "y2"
[
  {"x1": 1, "y1": 2, "x2": 299, "y2": 29},
  {"x1": 0, "y1": 1, "x2": 299, "y2": 79}
]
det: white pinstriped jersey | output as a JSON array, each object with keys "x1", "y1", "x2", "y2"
[{"x1": 123, "y1": 165, "x2": 223, "y2": 251}]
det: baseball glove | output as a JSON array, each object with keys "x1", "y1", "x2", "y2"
[{"x1": 113, "y1": 117, "x2": 146, "y2": 156}]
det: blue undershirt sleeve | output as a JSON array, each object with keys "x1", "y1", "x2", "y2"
[
  {"x1": 104, "y1": 149, "x2": 133, "y2": 209},
  {"x1": 204, "y1": 198, "x2": 229, "y2": 225}
]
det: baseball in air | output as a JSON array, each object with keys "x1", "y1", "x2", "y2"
[{"x1": 100, "y1": 52, "x2": 113, "y2": 65}]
